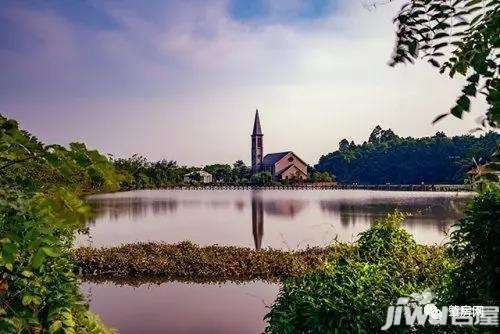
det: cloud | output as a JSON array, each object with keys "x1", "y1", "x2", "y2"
[{"x1": 0, "y1": 0, "x2": 486, "y2": 165}]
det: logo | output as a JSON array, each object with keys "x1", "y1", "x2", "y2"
[{"x1": 381, "y1": 290, "x2": 499, "y2": 330}]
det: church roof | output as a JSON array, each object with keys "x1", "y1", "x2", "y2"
[
  {"x1": 252, "y1": 109, "x2": 263, "y2": 135},
  {"x1": 277, "y1": 164, "x2": 308, "y2": 177},
  {"x1": 262, "y1": 151, "x2": 292, "y2": 165}
]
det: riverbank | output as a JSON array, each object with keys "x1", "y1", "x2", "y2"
[
  {"x1": 74, "y1": 241, "x2": 447, "y2": 283},
  {"x1": 117, "y1": 183, "x2": 472, "y2": 192}
]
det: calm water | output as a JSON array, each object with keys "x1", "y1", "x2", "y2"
[
  {"x1": 79, "y1": 189, "x2": 472, "y2": 333},
  {"x1": 76, "y1": 189, "x2": 472, "y2": 248},
  {"x1": 81, "y1": 281, "x2": 279, "y2": 334}
]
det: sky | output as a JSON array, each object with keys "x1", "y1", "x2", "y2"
[{"x1": 0, "y1": 0, "x2": 487, "y2": 166}]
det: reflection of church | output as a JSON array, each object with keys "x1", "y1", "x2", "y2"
[
  {"x1": 251, "y1": 195, "x2": 264, "y2": 250},
  {"x1": 250, "y1": 192, "x2": 307, "y2": 250},
  {"x1": 251, "y1": 110, "x2": 309, "y2": 181}
]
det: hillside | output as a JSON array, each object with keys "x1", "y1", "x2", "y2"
[{"x1": 315, "y1": 126, "x2": 499, "y2": 185}]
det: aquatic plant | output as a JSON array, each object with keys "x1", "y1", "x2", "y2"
[{"x1": 75, "y1": 242, "x2": 336, "y2": 282}]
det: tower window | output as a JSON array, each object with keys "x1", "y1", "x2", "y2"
[{"x1": 257, "y1": 137, "x2": 262, "y2": 146}]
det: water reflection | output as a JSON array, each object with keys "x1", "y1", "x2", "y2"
[
  {"x1": 251, "y1": 196, "x2": 264, "y2": 250},
  {"x1": 81, "y1": 280, "x2": 279, "y2": 334},
  {"x1": 78, "y1": 190, "x2": 472, "y2": 249}
]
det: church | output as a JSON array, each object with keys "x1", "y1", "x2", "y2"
[{"x1": 251, "y1": 110, "x2": 309, "y2": 181}]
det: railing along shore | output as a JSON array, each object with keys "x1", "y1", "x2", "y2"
[{"x1": 156, "y1": 184, "x2": 472, "y2": 192}]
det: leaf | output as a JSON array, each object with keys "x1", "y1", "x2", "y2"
[
  {"x1": 22, "y1": 294, "x2": 32, "y2": 306},
  {"x1": 432, "y1": 113, "x2": 449, "y2": 124},
  {"x1": 42, "y1": 247, "x2": 60, "y2": 257},
  {"x1": 428, "y1": 59, "x2": 440, "y2": 68},
  {"x1": 451, "y1": 105, "x2": 464, "y2": 119},
  {"x1": 433, "y1": 42, "x2": 448, "y2": 50},
  {"x1": 463, "y1": 84, "x2": 477, "y2": 97},
  {"x1": 49, "y1": 320, "x2": 63, "y2": 334},
  {"x1": 21, "y1": 270, "x2": 33, "y2": 277},
  {"x1": 31, "y1": 249, "x2": 46, "y2": 269}
]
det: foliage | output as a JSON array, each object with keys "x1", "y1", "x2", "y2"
[
  {"x1": 75, "y1": 241, "x2": 333, "y2": 283},
  {"x1": 390, "y1": 0, "x2": 499, "y2": 128},
  {"x1": 203, "y1": 164, "x2": 232, "y2": 183},
  {"x1": 250, "y1": 171, "x2": 273, "y2": 186},
  {"x1": 0, "y1": 116, "x2": 120, "y2": 194},
  {"x1": 441, "y1": 185, "x2": 500, "y2": 306},
  {"x1": 316, "y1": 126, "x2": 499, "y2": 184},
  {"x1": 0, "y1": 115, "x2": 117, "y2": 333},
  {"x1": 114, "y1": 155, "x2": 192, "y2": 189},
  {"x1": 310, "y1": 171, "x2": 333, "y2": 183},
  {"x1": 265, "y1": 212, "x2": 452, "y2": 333},
  {"x1": 114, "y1": 156, "x2": 252, "y2": 188}
]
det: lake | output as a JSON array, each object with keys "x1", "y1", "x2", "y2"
[
  {"x1": 81, "y1": 280, "x2": 279, "y2": 334},
  {"x1": 77, "y1": 189, "x2": 472, "y2": 249},
  {"x1": 79, "y1": 189, "x2": 472, "y2": 333}
]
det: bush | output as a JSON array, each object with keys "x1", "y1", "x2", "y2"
[
  {"x1": 265, "y1": 211, "x2": 452, "y2": 333},
  {"x1": 441, "y1": 185, "x2": 500, "y2": 306}
]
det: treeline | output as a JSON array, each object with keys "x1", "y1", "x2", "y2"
[
  {"x1": 113, "y1": 156, "x2": 253, "y2": 189},
  {"x1": 113, "y1": 156, "x2": 332, "y2": 188},
  {"x1": 316, "y1": 126, "x2": 499, "y2": 185}
]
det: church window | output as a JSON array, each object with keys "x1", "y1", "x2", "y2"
[
  {"x1": 288, "y1": 156, "x2": 294, "y2": 162},
  {"x1": 257, "y1": 137, "x2": 262, "y2": 146}
]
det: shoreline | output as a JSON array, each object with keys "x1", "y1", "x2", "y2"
[{"x1": 87, "y1": 184, "x2": 473, "y2": 198}]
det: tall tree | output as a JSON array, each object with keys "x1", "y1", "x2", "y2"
[{"x1": 389, "y1": 0, "x2": 499, "y2": 128}]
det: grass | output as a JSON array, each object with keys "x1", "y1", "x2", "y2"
[
  {"x1": 74, "y1": 241, "x2": 334, "y2": 282},
  {"x1": 74, "y1": 240, "x2": 446, "y2": 284}
]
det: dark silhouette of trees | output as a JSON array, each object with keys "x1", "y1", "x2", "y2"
[{"x1": 316, "y1": 126, "x2": 499, "y2": 185}]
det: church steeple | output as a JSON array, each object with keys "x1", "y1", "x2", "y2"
[
  {"x1": 251, "y1": 109, "x2": 263, "y2": 171},
  {"x1": 252, "y1": 109, "x2": 262, "y2": 135}
]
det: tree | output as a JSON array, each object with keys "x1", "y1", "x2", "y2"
[
  {"x1": 232, "y1": 160, "x2": 250, "y2": 183},
  {"x1": 380, "y1": 128, "x2": 398, "y2": 142},
  {"x1": 389, "y1": 0, "x2": 499, "y2": 128},
  {"x1": 0, "y1": 115, "x2": 115, "y2": 333},
  {"x1": 316, "y1": 130, "x2": 499, "y2": 185},
  {"x1": 339, "y1": 138, "x2": 350, "y2": 151},
  {"x1": 250, "y1": 171, "x2": 273, "y2": 186},
  {"x1": 311, "y1": 171, "x2": 333, "y2": 183},
  {"x1": 203, "y1": 164, "x2": 232, "y2": 183},
  {"x1": 389, "y1": 0, "x2": 499, "y2": 183},
  {"x1": 368, "y1": 125, "x2": 383, "y2": 143}
]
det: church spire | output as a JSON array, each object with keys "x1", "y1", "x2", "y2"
[
  {"x1": 251, "y1": 109, "x2": 263, "y2": 171},
  {"x1": 252, "y1": 109, "x2": 262, "y2": 135}
]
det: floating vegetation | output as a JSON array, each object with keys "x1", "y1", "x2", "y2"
[
  {"x1": 74, "y1": 241, "x2": 345, "y2": 282},
  {"x1": 74, "y1": 239, "x2": 447, "y2": 284}
]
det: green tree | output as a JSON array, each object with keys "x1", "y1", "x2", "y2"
[
  {"x1": 317, "y1": 128, "x2": 499, "y2": 184},
  {"x1": 338, "y1": 138, "x2": 350, "y2": 151},
  {"x1": 390, "y1": 0, "x2": 499, "y2": 128},
  {"x1": 203, "y1": 164, "x2": 232, "y2": 183},
  {"x1": 0, "y1": 115, "x2": 115, "y2": 333},
  {"x1": 250, "y1": 171, "x2": 273, "y2": 186},
  {"x1": 311, "y1": 171, "x2": 333, "y2": 183},
  {"x1": 232, "y1": 160, "x2": 250, "y2": 183}
]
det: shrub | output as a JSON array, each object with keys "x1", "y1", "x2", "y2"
[
  {"x1": 265, "y1": 211, "x2": 452, "y2": 333},
  {"x1": 442, "y1": 185, "x2": 500, "y2": 306}
]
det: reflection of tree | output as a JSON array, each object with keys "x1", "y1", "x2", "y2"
[
  {"x1": 86, "y1": 197, "x2": 179, "y2": 224},
  {"x1": 319, "y1": 196, "x2": 468, "y2": 232},
  {"x1": 263, "y1": 200, "x2": 307, "y2": 218},
  {"x1": 251, "y1": 195, "x2": 264, "y2": 250}
]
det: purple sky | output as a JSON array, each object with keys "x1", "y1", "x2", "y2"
[{"x1": 0, "y1": 0, "x2": 486, "y2": 166}]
